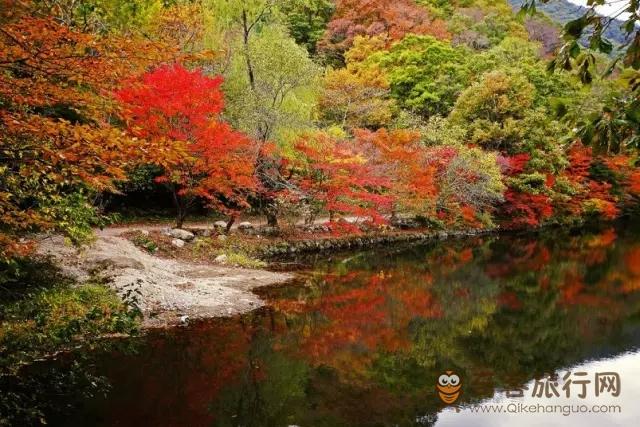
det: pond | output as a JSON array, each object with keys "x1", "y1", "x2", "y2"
[{"x1": 10, "y1": 223, "x2": 640, "y2": 426}]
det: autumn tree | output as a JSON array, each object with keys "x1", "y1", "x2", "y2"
[
  {"x1": 115, "y1": 64, "x2": 256, "y2": 229},
  {"x1": 369, "y1": 35, "x2": 474, "y2": 117},
  {"x1": 0, "y1": 1, "x2": 174, "y2": 261},
  {"x1": 291, "y1": 132, "x2": 395, "y2": 231},
  {"x1": 279, "y1": 0, "x2": 335, "y2": 54},
  {"x1": 205, "y1": 0, "x2": 321, "y2": 226},
  {"x1": 319, "y1": 36, "x2": 394, "y2": 131},
  {"x1": 317, "y1": 0, "x2": 450, "y2": 66},
  {"x1": 356, "y1": 128, "x2": 504, "y2": 226}
]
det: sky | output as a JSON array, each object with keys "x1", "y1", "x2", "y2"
[{"x1": 566, "y1": 0, "x2": 631, "y2": 19}]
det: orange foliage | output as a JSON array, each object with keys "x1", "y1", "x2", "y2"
[
  {"x1": 292, "y1": 132, "x2": 395, "y2": 229},
  {"x1": 318, "y1": 0, "x2": 450, "y2": 62},
  {"x1": 0, "y1": 4, "x2": 176, "y2": 258}
]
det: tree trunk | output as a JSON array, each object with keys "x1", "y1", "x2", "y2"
[
  {"x1": 242, "y1": 9, "x2": 256, "y2": 92},
  {"x1": 266, "y1": 210, "x2": 278, "y2": 227},
  {"x1": 171, "y1": 187, "x2": 187, "y2": 229},
  {"x1": 225, "y1": 215, "x2": 236, "y2": 233}
]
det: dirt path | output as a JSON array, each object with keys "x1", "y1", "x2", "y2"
[{"x1": 36, "y1": 228, "x2": 294, "y2": 328}]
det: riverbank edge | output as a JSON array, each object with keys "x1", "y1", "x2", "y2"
[
  {"x1": 30, "y1": 217, "x2": 592, "y2": 337},
  {"x1": 2, "y1": 218, "x2": 593, "y2": 371},
  {"x1": 257, "y1": 227, "x2": 498, "y2": 258}
]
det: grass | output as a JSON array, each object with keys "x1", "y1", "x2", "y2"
[
  {"x1": 193, "y1": 236, "x2": 267, "y2": 268},
  {"x1": 131, "y1": 232, "x2": 158, "y2": 252},
  {"x1": 0, "y1": 260, "x2": 142, "y2": 375}
]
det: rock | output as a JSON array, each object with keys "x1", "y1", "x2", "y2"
[
  {"x1": 169, "y1": 228, "x2": 195, "y2": 241},
  {"x1": 179, "y1": 315, "x2": 190, "y2": 325},
  {"x1": 215, "y1": 254, "x2": 228, "y2": 263},
  {"x1": 303, "y1": 224, "x2": 330, "y2": 234},
  {"x1": 137, "y1": 229, "x2": 150, "y2": 236},
  {"x1": 88, "y1": 256, "x2": 144, "y2": 272},
  {"x1": 217, "y1": 234, "x2": 227, "y2": 242},
  {"x1": 391, "y1": 217, "x2": 421, "y2": 230},
  {"x1": 171, "y1": 238, "x2": 185, "y2": 248},
  {"x1": 238, "y1": 222, "x2": 257, "y2": 234},
  {"x1": 201, "y1": 229, "x2": 212, "y2": 237},
  {"x1": 213, "y1": 220, "x2": 227, "y2": 230}
]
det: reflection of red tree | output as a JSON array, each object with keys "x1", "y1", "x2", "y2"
[
  {"x1": 273, "y1": 271, "x2": 442, "y2": 376},
  {"x1": 497, "y1": 291, "x2": 522, "y2": 310},
  {"x1": 102, "y1": 320, "x2": 257, "y2": 427},
  {"x1": 485, "y1": 241, "x2": 551, "y2": 278}
]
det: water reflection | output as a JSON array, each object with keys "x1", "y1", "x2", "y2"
[
  {"x1": 23, "y1": 225, "x2": 640, "y2": 425},
  {"x1": 437, "y1": 350, "x2": 640, "y2": 426}
]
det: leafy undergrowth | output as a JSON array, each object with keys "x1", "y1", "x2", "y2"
[{"x1": 0, "y1": 260, "x2": 142, "y2": 376}]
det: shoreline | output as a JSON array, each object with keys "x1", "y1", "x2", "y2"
[{"x1": 34, "y1": 217, "x2": 599, "y2": 330}]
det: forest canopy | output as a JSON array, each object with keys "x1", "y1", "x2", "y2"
[{"x1": 2, "y1": 0, "x2": 640, "y2": 263}]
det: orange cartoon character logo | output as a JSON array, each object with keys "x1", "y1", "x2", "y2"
[{"x1": 437, "y1": 371, "x2": 462, "y2": 404}]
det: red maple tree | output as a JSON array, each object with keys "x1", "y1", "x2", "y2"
[
  {"x1": 292, "y1": 132, "x2": 395, "y2": 232},
  {"x1": 115, "y1": 64, "x2": 256, "y2": 228}
]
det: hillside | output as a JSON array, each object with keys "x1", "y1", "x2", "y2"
[{"x1": 508, "y1": 0, "x2": 629, "y2": 45}]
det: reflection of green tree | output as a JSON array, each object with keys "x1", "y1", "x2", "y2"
[{"x1": 211, "y1": 333, "x2": 310, "y2": 427}]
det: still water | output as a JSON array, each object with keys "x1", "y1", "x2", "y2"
[{"x1": 24, "y1": 224, "x2": 640, "y2": 426}]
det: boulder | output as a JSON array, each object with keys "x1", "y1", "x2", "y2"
[
  {"x1": 215, "y1": 254, "x2": 228, "y2": 263},
  {"x1": 213, "y1": 221, "x2": 227, "y2": 230},
  {"x1": 391, "y1": 217, "x2": 421, "y2": 230},
  {"x1": 169, "y1": 228, "x2": 195, "y2": 241},
  {"x1": 238, "y1": 222, "x2": 254, "y2": 232},
  {"x1": 88, "y1": 256, "x2": 144, "y2": 272},
  {"x1": 171, "y1": 238, "x2": 185, "y2": 248}
]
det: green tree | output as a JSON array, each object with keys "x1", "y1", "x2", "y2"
[
  {"x1": 279, "y1": 0, "x2": 335, "y2": 54},
  {"x1": 204, "y1": 0, "x2": 321, "y2": 225},
  {"x1": 370, "y1": 35, "x2": 474, "y2": 117},
  {"x1": 521, "y1": 0, "x2": 640, "y2": 152}
]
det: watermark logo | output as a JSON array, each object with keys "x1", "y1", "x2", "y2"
[
  {"x1": 437, "y1": 371, "x2": 462, "y2": 404},
  {"x1": 506, "y1": 371, "x2": 621, "y2": 399}
]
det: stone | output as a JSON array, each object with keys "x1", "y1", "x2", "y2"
[
  {"x1": 238, "y1": 222, "x2": 254, "y2": 230},
  {"x1": 88, "y1": 256, "x2": 144, "y2": 272},
  {"x1": 169, "y1": 228, "x2": 195, "y2": 241},
  {"x1": 217, "y1": 234, "x2": 227, "y2": 242},
  {"x1": 171, "y1": 238, "x2": 185, "y2": 248},
  {"x1": 391, "y1": 217, "x2": 421, "y2": 230},
  {"x1": 215, "y1": 254, "x2": 228, "y2": 263},
  {"x1": 213, "y1": 220, "x2": 227, "y2": 230},
  {"x1": 201, "y1": 229, "x2": 212, "y2": 237}
]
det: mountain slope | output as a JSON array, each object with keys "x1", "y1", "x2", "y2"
[{"x1": 508, "y1": 0, "x2": 629, "y2": 45}]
